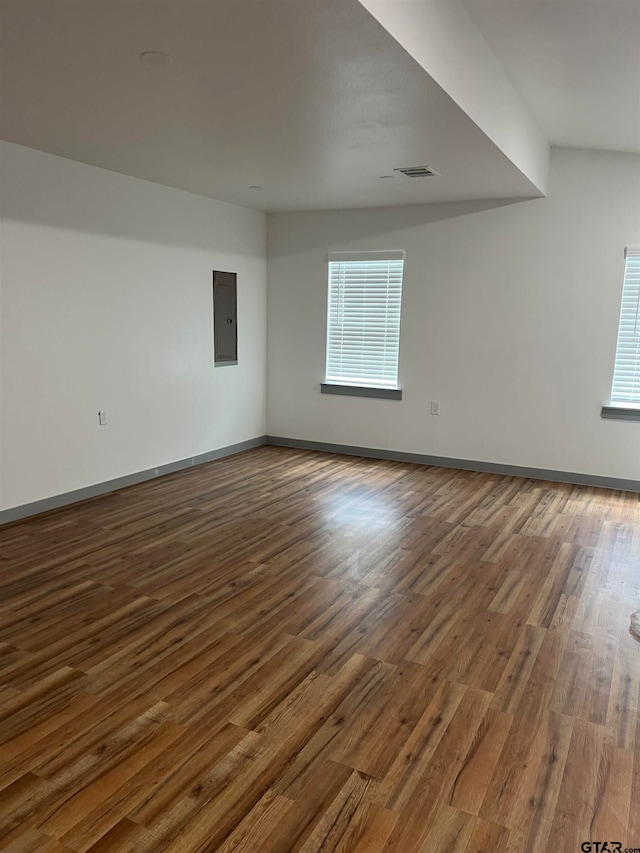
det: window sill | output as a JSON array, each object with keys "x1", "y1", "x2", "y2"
[
  {"x1": 321, "y1": 383, "x2": 402, "y2": 400},
  {"x1": 601, "y1": 405, "x2": 640, "y2": 422}
]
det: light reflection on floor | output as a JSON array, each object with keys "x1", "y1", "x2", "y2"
[
  {"x1": 313, "y1": 486, "x2": 409, "y2": 585},
  {"x1": 318, "y1": 487, "x2": 403, "y2": 529}
]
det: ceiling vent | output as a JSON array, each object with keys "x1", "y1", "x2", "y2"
[{"x1": 394, "y1": 166, "x2": 439, "y2": 178}]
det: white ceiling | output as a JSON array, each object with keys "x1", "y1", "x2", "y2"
[
  {"x1": 0, "y1": 0, "x2": 542, "y2": 211},
  {"x1": 462, "y1": 0, "x2": 640, "y2": 154},
  {"x1": 0, "y1": 0, "x2": 637, "y2": 211}
]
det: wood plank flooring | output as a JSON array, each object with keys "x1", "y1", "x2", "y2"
[{"x1": 1, "y1": 446, "x2": 639, "y2": 852}]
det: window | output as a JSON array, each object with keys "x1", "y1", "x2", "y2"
[
  {"x1": 322, "y1": 251, "x2": 404, "y2": 400},
  {"x1": 603, "y1": 246, "x2": 640, "y2": 420}
]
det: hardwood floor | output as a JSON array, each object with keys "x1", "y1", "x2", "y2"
[{"x1": 1, "y1": 446, "x2": 639, "y2": 853}]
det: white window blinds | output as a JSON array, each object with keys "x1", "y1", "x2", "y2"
[
  {"x1": 325, "y1": 252, "x2": 404, "y2": 389},
  {"x1": 610, "y1": 246, "x2": 640, "y2": 407}
]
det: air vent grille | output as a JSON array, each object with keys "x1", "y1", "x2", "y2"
[{"x1": 394, "y1": 166, "x2": 439, "y2": 178}]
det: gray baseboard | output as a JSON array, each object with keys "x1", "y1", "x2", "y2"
[
  {"x1": 3, "y1": 432, "x2": 637, "y2": 526},
  {"x1": 266, "y1": 435, "x2": 640, "y2": 493},
  {"x1": 0, "y1": 436, "x2": 267, "y2": 526}
]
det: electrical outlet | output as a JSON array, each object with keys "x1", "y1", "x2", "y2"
[
  {"x1": 98, "y1": 410, "x2": 107, "y2": 425},
  {"x1": 430, "y1": 401, "x2": 440, "y2": 416}
]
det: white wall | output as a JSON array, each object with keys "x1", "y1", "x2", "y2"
[
  {"x1": 267, "y1": 148, "x2": 640, "y2": 482},
  {"x1": 0, "y1": 142, "x2": 267, "y2": 510}
]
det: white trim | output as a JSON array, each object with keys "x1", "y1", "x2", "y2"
[{"x1": 327, "y1": 250, "x2": 405, "y2": 263}]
